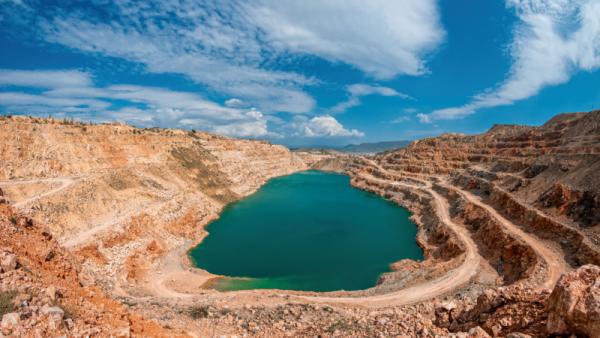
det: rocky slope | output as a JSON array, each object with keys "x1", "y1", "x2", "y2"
[
  {"x1": 345, "y1": 110, "x2": 600, "y2": 337},
  {"x1": 0, "y1": 112, "x2": 599, "y2": 337}
]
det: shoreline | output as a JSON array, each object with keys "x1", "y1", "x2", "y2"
[{"x1": 160, "y1": 168, "x2": 438, "y2": 299}]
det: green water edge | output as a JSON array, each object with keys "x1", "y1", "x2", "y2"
[{"x1": 188, "y1": 170, "x2": 423, "y2": 292}]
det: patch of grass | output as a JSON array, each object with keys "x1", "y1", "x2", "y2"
[
  {"x1": 188, "y1": 305, "x2": 210, "y2": 319},
  {"x1": 326, "y1": 320, "x2": 353, "y2": 333},
  {"x1": 9, "y1": 216, "x2": 17, "y2": 225},
  {"x1": 218, "y1": 308, "x2": 232, "y2": 316},
  {"x1": 0, "y1": 290, "x2": 17, "y2": 317}
]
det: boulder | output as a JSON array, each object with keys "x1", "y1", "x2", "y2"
[
  {"x1": 442, "y1": 301, "x2": 457, "y2": 312},
  {"x1": 0, "y1": 313, "x2": 20, "y2": 329},
  {"x1": 45, "y1": 286, "x2": 58, "y2": 302},
  {"x1": 467, "y1": 326, "x2": 491, "y2": 337},
  {"x1": 0, "y1": 252, "x2": 17, "y2": 272},
  {"x1": 40, "y1": 306, "x2": 64, "y2": 330},
  {"x1": 111, "y1": 326, "x2": 131, "y2": 338},
  {"x1": 546, "y1": 264, "x2": 600, "y2": 337}
]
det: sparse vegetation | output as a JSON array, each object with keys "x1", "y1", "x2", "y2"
[
  {"x1": 188, "y1": 305, "x2": 210, "y2": 319},
  {"x1": 0, "y1": 290, "x2": 17, "y2": 317},
  {"x1": 171, "y1": 146, "x2": 237, "y2": 203},
  {"x1": 61, "y1": 117, "x2": 75, "y2": 125},
  {"x1": 327, "y1": 320, "x2": 353, "y2": 333}
]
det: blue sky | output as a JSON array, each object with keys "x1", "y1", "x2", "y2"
[{"x1": 0, "y1": 0, "x2": 599, "y2": 146}]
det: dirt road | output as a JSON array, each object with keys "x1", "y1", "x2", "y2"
[
  {"x1": 0, "y1": 177, "x2": 77, "y2": 208},
  {"x1": 440, "y1": 181, "x2": 570, "y2": 290}
]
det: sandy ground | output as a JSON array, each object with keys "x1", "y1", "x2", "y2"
[{"x1": 144, "y1": 241, "x2": 216, "y2": 299}]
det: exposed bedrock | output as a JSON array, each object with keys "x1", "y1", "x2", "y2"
[
  {"x1": 452, "y1": 173, "x2": 600, "y2": 267},
  {"x1": 436, "y1": 264, "x2": 600, "y2": 337},
  {"x1": 546, "y1": 264, "x2": 600, "y2": 337},
  {"x1": 435, "y1": 185, "x2": 540, "y2": 286}
]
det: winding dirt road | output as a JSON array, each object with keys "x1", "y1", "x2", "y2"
[
  {"x1": 0, "y1": 177, "x2": 77, "y2": 208},
  {"x1": 440, "y1": 180, "x2": 570, "y2": 290}
]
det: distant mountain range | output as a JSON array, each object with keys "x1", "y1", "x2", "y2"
[
  {"x1": 337, "y1": 140, "x2": 411, "y2": 154},
  {"x1": 293, "y1": 140, "x2": 411, "y2": 154}
]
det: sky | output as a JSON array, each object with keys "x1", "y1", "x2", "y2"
[{"x1": 0, "y1": 0, "x2": 599, "y2": 147}]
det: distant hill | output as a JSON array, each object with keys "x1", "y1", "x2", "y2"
[
  {"x1": 292, "y1": 140, "x2": 411, "y2": 155},
  {"x1": 338, "y1": 140, "x2": 411, "y2": 154}
]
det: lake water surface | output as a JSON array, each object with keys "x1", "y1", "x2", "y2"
[{"x1": 189, "y1": 170, "x2": 423, "y2": 292}]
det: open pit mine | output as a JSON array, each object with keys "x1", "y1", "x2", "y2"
[{"x1": 0, "y1": 111, "x2": 599, "y2": 337}]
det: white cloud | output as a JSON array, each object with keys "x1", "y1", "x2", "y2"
[
  {"x1": 212, "y1": 108, "x2": 283, "y2": 138},
  {"x1": 0, "y1": 69, "x2": 284, "y2": 138},
  {"x1": 329, "y1": 97, "x2": 361, "y2": 115},
  {"x1": 0, "y1": 92, "x2": 110, "y2": 114},
  {"x1": 0, "y1": 69, "x2": 92, "y2": 88},
  {"x1": 416, "y1": 113, "x2": 431, "y2": 124},
  {"x1": 422, "y1": 0, "x2": 600, "y2": 122},
  {"x1": 246, "y1": 0, "x2": 444, "y2": 78},
  {"x1": 346, "y1": 84, "x2": 410, "y2": 98},
  {"x1": 331, "y1": 83, "x2": 411, "y2": 114},
  {"x1": 39, "y1": 4, "x2": 316, "y2": 114},
  {"x1": 6, "y1": 1, "x2": 443, "y2": 115},
  {"x1": 213, "y1": 120, "x2": 270, "y2": 138},
  {"x1": 224, "y1": 98, "x2": 246, "y2": 108},
  {"x1": 300, "y1": 115, "x2": 364, "y2": 138}
]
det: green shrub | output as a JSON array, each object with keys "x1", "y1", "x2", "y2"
[
  {"x1": 0, "y1": 290, "x2": 16, "y2": 317},
  {"x1": 188, "y1": 305, "x2": 210, "y2": 319}
]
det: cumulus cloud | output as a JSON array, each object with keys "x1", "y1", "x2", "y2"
[
  {"x1": 420, "y1": 0, "x2": 600, "y2": 122},
  {"x1": 213, "y1": 109, "x2": 279, "y2": 138},
  {"x1": 331, "y1": 83, "x2": 411, "y2": 114},
  {"x1": 300, "y1": 115, "x2": 364, "y2": 138}
]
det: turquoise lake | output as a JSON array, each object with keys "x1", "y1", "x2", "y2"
[{"x1": 189, "y1": 170, "x2": 423, "y2": 292}]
